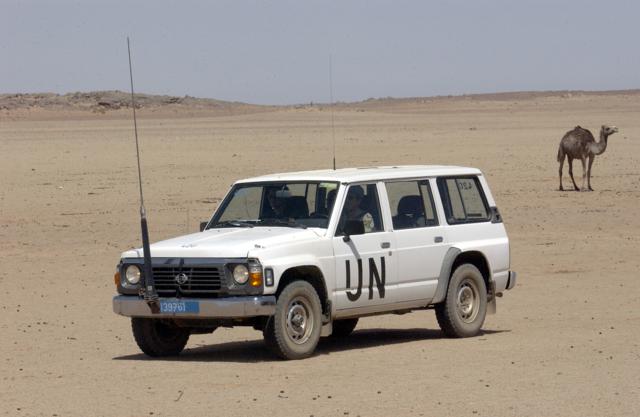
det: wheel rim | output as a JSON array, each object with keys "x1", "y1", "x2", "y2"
[
  {"x1": 285, "y1": 296, "x2": 314, "y2": 344},
  {"x1": 456, "y1": 278, "x2": 480, "y2": 323}
]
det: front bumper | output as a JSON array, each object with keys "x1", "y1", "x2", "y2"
[{"x1": 112, "y1": 295, "x2": 276, "y2": 319}]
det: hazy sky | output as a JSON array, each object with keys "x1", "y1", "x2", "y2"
[{"x1": 2, "y1": 0, "x2": 639, "y2": 104}]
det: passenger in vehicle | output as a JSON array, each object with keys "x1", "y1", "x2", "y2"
[
  {"x1": 338, "y1": 186, "x2": 374, "y2": 234},
  {"x1": 311, "y1": 189, "x2": 336, "y2": 218},
  {"x1": 393, "y1": 195, "x2": 425, "y2": 229}
]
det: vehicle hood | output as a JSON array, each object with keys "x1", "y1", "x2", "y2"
[{"x1": 121, "y1": 227, "x2": 323, "y2": 259}]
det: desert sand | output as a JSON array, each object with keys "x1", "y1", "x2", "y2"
[{"x1": 1, "y1": 91, "x2": 639, "y2": 417}]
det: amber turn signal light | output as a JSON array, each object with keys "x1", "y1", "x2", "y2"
[
  {"x1": 249, "y1": 271, "x2": 262, "y2": 287},
  {"x1": 114, "y1": 271, "x2": 121, "y2": 287}
]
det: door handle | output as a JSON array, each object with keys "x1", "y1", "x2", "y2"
[
  {"x1": 380, "y1": 242, "x2": 391, "y2": 249},
  {"x1": 434, "y1": 236, "x2": 444, "y2": 243}
]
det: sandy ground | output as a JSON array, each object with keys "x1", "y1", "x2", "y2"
[{"x1": 1, "y1": 92, "x2": 639, "y2": 417}]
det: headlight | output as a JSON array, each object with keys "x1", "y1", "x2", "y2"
[
  {"x1": 233, "y1": 264, "x2": 249, "y2": 284},
  {"x1": 125, "y1": 265, "x2": 141, "y2": 285}
]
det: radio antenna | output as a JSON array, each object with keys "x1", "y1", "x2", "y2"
[
  {"x1": 329, "y1": 54, "x2": 336, "y2": 170},
  {"x1": 127, "y1": 37, "x2": 159, "y2": 311}
]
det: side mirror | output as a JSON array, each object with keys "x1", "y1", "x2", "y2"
[
  {"x1": 200, "y1": 221, "x2": 209, "y2": 232},
  {"x1": 490, "y1": 206, "x2": 502, "y2": 223}
]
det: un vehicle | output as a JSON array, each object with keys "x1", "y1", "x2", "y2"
[{"x1": 113, "y1": 166, "x2": 516, "y2": 359}]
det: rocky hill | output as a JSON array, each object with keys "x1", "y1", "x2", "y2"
[{"x1": 0, "y1": 91, "x2": 267, "y2": 114}]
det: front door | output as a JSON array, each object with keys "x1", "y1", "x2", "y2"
[{"x1": 332, "y1": 183, "x2": 397, "y2": 313}]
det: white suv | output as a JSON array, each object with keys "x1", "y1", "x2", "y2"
[{"x1": 113, "y1": 165, "x2": 516, "y2": 359}]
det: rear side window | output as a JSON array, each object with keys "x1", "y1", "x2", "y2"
[
  {"x1": 437, "y1": 177, "x2": 490, "y2": 224},
  {"x1": 385, "y1": 180, "x2": 438, "y2": 229}
]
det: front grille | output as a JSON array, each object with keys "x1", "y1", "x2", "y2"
[{"x1": 151, "y1": 265, "x2": 224, "y2": 297}]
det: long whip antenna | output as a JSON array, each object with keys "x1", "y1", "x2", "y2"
[
  {"x1": 329, "y1": 54, "x2": 336, "y2": 170},
  {"x1": 128, "y1": 38, "x2": 145, "y2": 209},
  {"x1": 127, "y1": 37, "x2": 159, "y2": 311}
]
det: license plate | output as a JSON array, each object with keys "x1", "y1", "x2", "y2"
[{"x1": 159, "y1": 300, "x2": 200, "y2": 314}]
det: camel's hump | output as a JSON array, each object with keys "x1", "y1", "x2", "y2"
[
  {"x1": 561, "y1": 125, "x2": 595, "y2": 143},
  {"x1": 570, "y1": 125, "x2": 591, "y2": 135}
]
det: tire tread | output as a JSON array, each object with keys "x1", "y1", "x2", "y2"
[
  {"x1": 131, "y1": 318, "x2": 190, "y2": 357},
  {"x1": 435, "y1": 264, "x2": 487, "y2": 338},
  {"x1": 263, "y1": 281, "x2": 322, "y2": 360}
]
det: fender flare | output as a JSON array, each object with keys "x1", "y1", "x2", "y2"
[
  {"x1": 432, "y1": 247, "x2": 461, "y2": 304},
  {"x1": 275, "y1": 263, "x2": 331, "y2": 318}
]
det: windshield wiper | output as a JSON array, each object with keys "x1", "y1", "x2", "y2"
[
  {"x1": 213, "y1": 220, "x2": 255, "y2": 228},
  {"x1": 258, "y1": 219, "x2": 307, "y2": 229}
]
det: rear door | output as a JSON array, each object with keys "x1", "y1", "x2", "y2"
[{"x1": 385, "y1": 178, "x2": 450, "y2": 302}]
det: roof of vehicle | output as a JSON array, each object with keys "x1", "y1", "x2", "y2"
[{"x1": 236, "y1": 165, "x2": 482, "y2": 184}]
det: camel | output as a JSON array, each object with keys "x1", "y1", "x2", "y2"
[{"x1": 557, "y1": 125, "x2": 618, "y2": 191}]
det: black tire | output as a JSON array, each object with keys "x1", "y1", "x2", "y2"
[
  {"x1": 263, "y1": 281, "x2": 322, "y2": 360},
  {"x1": 131, "y1": 318, "x2": 190, "y2": 357},
  {"x1": 435, "y1": 264, "x2": 487, "y2": 338},
  {"x1": 330, "y1": 318, "x2": 359, "y2": 338}
]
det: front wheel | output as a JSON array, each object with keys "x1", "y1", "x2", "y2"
[
  {"x1": 263, "y1": 281, "x2": 322, "y2": 360},
  {"x1": 131, "y1": 318, "x2": 190, "y2": 357},
  {"x1": 435, "y1": 264, "x2": 487, "y2": 338}
]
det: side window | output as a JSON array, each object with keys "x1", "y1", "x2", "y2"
[
  {"x1": 420, "y1": 182, "x2": 437, "y2": 224},
  {"x1": 386, "y1": 180, "x2": 438, "y2": 230},
  {"x1": 437, "y1": 177, "x2": 490, "y2": 224},
  {"x1": 445, "y1": 179, "x2": 466, "y2": 220},
  {"x1": 336, "y1": 183, "x2": 383, "y2": 236}
]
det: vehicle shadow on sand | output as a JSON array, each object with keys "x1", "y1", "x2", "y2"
[{"x1": 113, "y1": 328, "x2": 506, "y2": 363}]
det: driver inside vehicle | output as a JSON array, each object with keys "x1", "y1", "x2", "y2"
[
  {"x1": 338, "y1": 185, "x2": 374, "y2": 234},
  {"x1": 264, "y1": 187, "x2": 287, "y2": 218}
]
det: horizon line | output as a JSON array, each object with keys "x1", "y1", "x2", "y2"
[{"x1": 2, "y1": 87, "x2": 639, "y2": 108}]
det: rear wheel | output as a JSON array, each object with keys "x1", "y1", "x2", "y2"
[
  {"x1": 331, "y1": 318, "x2": 359, "y2": 338},
  {"x1": 435, "y1": 264, "x2": 487, "y2": 338},
  {"x1": 131, "y1": 318, "x2": 190, "y2": 357},
  {"x1": 263, "y1": 281, "x2": 322, "y2": 360}
]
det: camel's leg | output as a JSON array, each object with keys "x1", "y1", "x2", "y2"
[
  {"x1": 568, "y1": 157, "x2": 579, "y2": 191},
  {"x1": 587, "y1": 155, "x2": 595, "y2": 191},
  {"x1": 558, "y1": 153, "x2": 566, "y2": 191},
  {"x1": 580, "y1": 156, "x2": 588, "y2": 191}
]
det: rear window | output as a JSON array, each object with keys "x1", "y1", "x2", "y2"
[{"x1": 437, "y1": 177, "x2": 490, "y2": 224}]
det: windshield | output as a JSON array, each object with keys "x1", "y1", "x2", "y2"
[{"x1": 208, "y1": 181, "x2": 340, "y2": 229}]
